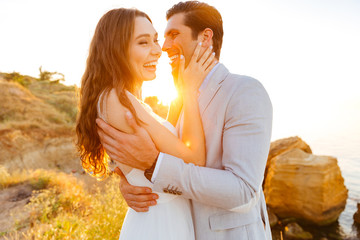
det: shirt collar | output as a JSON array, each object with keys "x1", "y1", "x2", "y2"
[{"x1": 198, "y1": 63, "x2": 220, "y2": 93}]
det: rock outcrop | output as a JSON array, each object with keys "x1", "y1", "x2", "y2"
[
  {"x1": 284, "y1": 222, "x2": 313, "y2": 239},
  {"x1": 354, "y1": 203, "x2": 360, "y2": 224},
  {"x1": 264, "y1": 137, "x2": 312, "y2": 186},
  {"x1": 267, "y1": 136, "x2": 312, "y2": 161},
  {"x1": 267, "y1": 207, "x2": 278, "y2": 227},
  {"x1": 264, "y1": 148, "x2": 348, "y2": 225}
]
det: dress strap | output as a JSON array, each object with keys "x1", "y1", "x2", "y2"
[{"x1": 97, "y1": 91, "x2": 108, "y2": 123}]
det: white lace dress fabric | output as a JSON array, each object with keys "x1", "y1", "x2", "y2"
[{"x1": 97, "y1": 90, "x2": 195, "y2": 240}]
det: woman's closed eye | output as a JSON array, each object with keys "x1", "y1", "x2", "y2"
[{"x1": 139, "y1": 39, "x2": 159, "y2": 46}]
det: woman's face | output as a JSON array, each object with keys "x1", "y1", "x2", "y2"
[{"x1": 128, "y1": 17, "x2": 162, "y2": 84}]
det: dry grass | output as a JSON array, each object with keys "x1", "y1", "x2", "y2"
[
  {"x1": 27, "y1": 80, "x2": 78, "y2": 123},
  {"x1": 0, "y1": 166, "x2": 30, "y2": 190},
  {"x1": 0, "y1": 73, "x2": 78, "y2": 169},
  {"x1": 0, "y1": 72, "x2": 162, "y2": 239},
  {"x1": 0, "y1": 82, "x2": 72, "y2": 139},
  {"x1": 1, "y1": 167, "x2": 127, "y2": 240}
]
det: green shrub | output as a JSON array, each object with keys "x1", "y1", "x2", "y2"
[{"x1": 2, "y1": 72, "x2": 30, "y2": 87}]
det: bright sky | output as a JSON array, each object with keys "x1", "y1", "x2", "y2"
[{"x1": 1, "y1": 0, "x2": 360, "y2": 144}]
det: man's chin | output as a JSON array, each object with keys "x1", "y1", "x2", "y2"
[
  {"x1": 171, "y1": 67, "x2": 179, "y2": 79},
  {"x1": 171, "y1": 68, "x2": 181, "y2": 90}
]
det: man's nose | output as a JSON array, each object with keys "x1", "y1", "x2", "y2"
[{"x1": 162, "y1": 38, "x2": 171, "y2": 52}]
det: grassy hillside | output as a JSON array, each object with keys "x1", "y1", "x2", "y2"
[
  {"x1": 0, "y1": 72, "x2": 128, "y2": 240},
  {"x1": 0, "y1": 72, "x2": 77, "y2": 136},
  {"x1": 0, "y1": 72, "x2": 79, "y2": 171}
]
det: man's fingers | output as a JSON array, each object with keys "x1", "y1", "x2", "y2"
[
  {"x1": 114, "y1": 167, "x2": 126, "y2": 179},
  {"x1": 123, "y1": 184, "x2": 154, "y2": 195},
  {"x1": 132, "y1": 206, "x2": 149, "y2": 212},
  {"x1": 116, "y1": 166, "x2": 158, "y2": 211},
  {"x1": 100, "y1": 132, "x2": 119, "y2": 150},
  {"x1": 96, "y1": 118, "x2": 121, "y2": 140},
  {"x1": 124, "y1": 111, "x2": 139, "y2": 133},
  {"x1": 118, "y1": 173, "x2": 153, "y2": 195},
  {"x1": 127, "y1": 200, "x2": 157, "y2": 209},
  {"x1": 97, "y1": 126, "x2": 105, "y2": 141},
  {"x1": 101, "y1": 141, "x2": 123, "y2": 160},
  {"x1": 125, "y1": 192, "x2": 158, "y2": 202}
]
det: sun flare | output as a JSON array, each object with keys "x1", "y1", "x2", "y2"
[
  {"x1": 142, "y1": 60, "x2": 178, "y2": 106},
  {"x1": 142, "y1": 81, "x2": 177, "y2": 106}
]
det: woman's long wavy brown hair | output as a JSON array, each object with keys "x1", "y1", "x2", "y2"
[{"x1": 76, "y1": 8, "x2": 151, "y2": 179}]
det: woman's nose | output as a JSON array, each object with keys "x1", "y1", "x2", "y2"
[{"x1": 153, "y1": 43, "x2": 162, "y2": 57}]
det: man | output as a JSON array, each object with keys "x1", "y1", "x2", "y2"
[{"x1": 97, "y1": 1, "x2": 273, "y2": 239}]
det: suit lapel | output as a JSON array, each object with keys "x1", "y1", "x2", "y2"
[
  {"x1": 198, "y1": 64, "x2": 229, "y2": 116},
  {"x1": 176, "y1": 64, "x2": 229, "y2": 133}
]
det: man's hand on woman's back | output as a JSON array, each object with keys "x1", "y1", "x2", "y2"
[{"x1": 114, "y1": 167, "x2": 158, "y2": 212}]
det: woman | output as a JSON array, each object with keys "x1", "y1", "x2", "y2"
[{"x1": 76, "y1": 8, "x2": 216, "y2": 239}]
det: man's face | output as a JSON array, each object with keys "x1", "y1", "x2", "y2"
[{"x1": 162, "y1": 13, "x2": 198, "y2": 79}]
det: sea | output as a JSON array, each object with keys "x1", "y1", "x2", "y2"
[{"x1": 311, "y1": 134, "x2": 360, "y2": 239}]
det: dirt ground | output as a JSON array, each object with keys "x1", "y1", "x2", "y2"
[
  {"x1": 0, "y1": 170, "x2": 115, "y2": 239},
  {"x1": 0, "y1": 183, "x2": 33, "y2": 239}
]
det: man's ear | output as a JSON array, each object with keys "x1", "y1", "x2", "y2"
[{"x1": 199, "y1": 28, "x2": 214, "y2": 47}]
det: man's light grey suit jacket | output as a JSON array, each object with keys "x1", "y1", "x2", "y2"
[{"x1": 153, "y1": 64, "x2": 273, "y2": 240}]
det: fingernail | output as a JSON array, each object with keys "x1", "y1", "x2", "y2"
[
  {"x1": 199, "y1": 42, "x2": 202, "y2": 46},
  {"x1": 151, "y1": 201, "x2": 157, "y2": 205},
  {"x1": 125, "y1": 111, "x2": 133, "y2": 119},
  {"x1": 180, "y1": 55, "x2": 184, "y2": 59},
  {"x1": 212, "y1": 52, "x2": 215, "y2": 56},
  {"x1": 146, "y1": 188, "x2": 151, "y2": 193},
  {"x1": 153, "y1": 194, "x2": 159, "y2": 199},
  {"x1": 210, "y1": 45, "x2": 213, "y2": 50}
]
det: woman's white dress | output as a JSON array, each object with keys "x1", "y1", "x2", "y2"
[{"x1": 97, "y1": 91, "x2": 195, "y2": 240}]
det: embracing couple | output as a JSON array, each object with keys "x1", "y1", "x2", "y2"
[{"x1": 76, "y1": 1, "x2": 273, "y2": 239}]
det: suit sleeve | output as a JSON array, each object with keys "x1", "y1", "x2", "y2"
[{"x1": 152, "y1": 80, "x2": 273, "y2": 211}]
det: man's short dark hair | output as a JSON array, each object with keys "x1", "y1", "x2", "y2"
[{"x1": 166, "y1": 1, "x2": 223, "y2": 59}]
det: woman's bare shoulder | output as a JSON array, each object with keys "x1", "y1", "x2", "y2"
[{"x1": 104, "y1": 88, "x2": 134, "y2": 133}]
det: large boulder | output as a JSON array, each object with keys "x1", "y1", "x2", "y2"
[
  {"x1": 268, "y1": 136, "x2": 312, "y2": 161},
  {"x1": 354, "y1": 203, "x2": 360, "y2": 224},
  {"x1": 267, "y1": 207, "x2": 278, "y2": 227},
  {"x1": 284, "y1": 222, "x2": 313, "y2": 239},
  {"x1": 264, "y1": 137, "x2": 312, "y2": 185},
  {"x1": 264, "y1": 148, "x2": 348, "y2": 225}
]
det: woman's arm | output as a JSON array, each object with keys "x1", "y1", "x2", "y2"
[
  {"x1": 105, "y1": 89, "x2": 204, "y2": 166},
  {"x1": 178, "y1": 43, "x2": 217, "y2": 166},
  {"x1": 166, "y1": 96, "x2": 182, "y2": 127},
  {"x1": 105, "y1": 44, "x2": 217, "y2": 167},
  {"x1": 181, "y1": 92, "x2": 205, "y2": 165}
]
